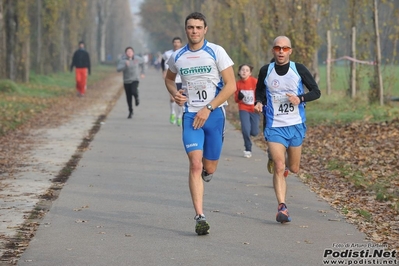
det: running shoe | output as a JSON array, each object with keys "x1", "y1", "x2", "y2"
[
  {"x1": 201, "y1": 168, "x2": 213, "y2": 182},
  {"x1": 176, "y1": 118, "x2": 182, "y2": 127},
  {"x1": 276, "y1": 203, "x2": 291, "y2": 223},
  {"x1": 267, "y1": 159, "x2": 274, "y2": 174},
  {"x1": 283, "y1": 167, "x2": 289, "y2": 178},
  {"x1": 169, "y1": 114, "x2": 176, "y2": 124},
  {"x1": 267, "y1": 160, "x2": 288, "y2": 177},
  {"x1": 194, "y1": 214, "x2": 210, "y2": 235},
  {"x1": 243, "y1": 151, "x2": 252, "y2": 158}
]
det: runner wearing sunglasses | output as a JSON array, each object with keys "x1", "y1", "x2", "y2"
[{"x1": 254, "y1": 36, "x2": 321, "y2": 223}]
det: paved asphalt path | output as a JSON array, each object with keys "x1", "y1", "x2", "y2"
[{"x1": 18, "y1": 68, "x2": 369, "y2": 266}]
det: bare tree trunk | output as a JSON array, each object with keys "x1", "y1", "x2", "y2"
[
  {"x1": 82, "y1": 0, "x2": 98, "y2": 65},
  {"x1": 100, "y1": 29, "x2": 106, "y2": 62},
  {"x1": 59, "y1": 11, "x2": 66, "y2": 71},
  {"x1": 290, "y1": 0, "x2": 319, "y2": 81},
  {"x1": 310, "y1": 1, "x2": 320, "y2": 84},
  {"x1": 36, "y1": 0, "x2": 42, "y2": 74},
  {"x1": 193, "y1": 0, "x2": 204, "y2": 12},
  {"x1": 350, "y1": 26, "x2": 356, "y2": 98},
  {"x1": 96, "y1": 0, "x2": 103, "y2": 62},
  {"x1": 16, "y1": 1, "x2": 30, "y2": 82},
  {"x1": 393, "y1": 38, "x2": 398, "y2": 66},
  {"x1": 107, "y1": 0, "x2": 134, "y2": 62},
  {"x1": 5, "y1": 0, "x2": 16, "y2": 80},
  {"x1": 97, "y1": 0, "x2": 113, "y2": 63},
  {"x1": 18, "y1": 37, "x2": 30, "y2": 82},
  {"x1": 373, "y1": 0, "x2": 384, "y2": 105},
  {"x1": 0, "y1": 0, "x2": 6, "y2": 78},
  {"x1": 312, "y1": 50, "x2": 319, "y2": 84},
  {"x1": 326, "y1": 30, "x2": 331, "y2": 95}
]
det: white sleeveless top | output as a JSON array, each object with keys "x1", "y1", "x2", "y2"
[{"x1": 264, "y1": 62, "x2": 306, "y2": 127}]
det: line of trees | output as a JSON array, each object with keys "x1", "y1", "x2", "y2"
[
  {"x1": 139, "y1": 0, "x2": 399, "y2": 103},
  {"x1": 141, "y1": 0, "x2": 399, "y2": 70},
  {"x1": 140, "y1": 0, "x2": 323, "y2": 77},
  {"x1": 1, "y1": 0, "x2": 398, "y2": 103},
  {"x1": 0, "y1": 0, "x2": 135, "y2": 82}
]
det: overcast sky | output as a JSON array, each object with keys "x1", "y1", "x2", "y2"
[
  {"x1": 128, "y1": 0, "x2": 147, "y2": 53},
  {"x1": 129, "y1": 0, "x2": 143, "y2": 13}
]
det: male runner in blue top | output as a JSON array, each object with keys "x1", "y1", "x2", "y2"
[
  {"x1": 255, "y1": 36, "x2": 321, "y2": 224},
  {"x1": 164, "y1": 12, "x2": 236, "y2": 235}
]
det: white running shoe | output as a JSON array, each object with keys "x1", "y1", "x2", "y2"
[{"x1": 243, "y1": 151, "x2": 252, "y2": 158}]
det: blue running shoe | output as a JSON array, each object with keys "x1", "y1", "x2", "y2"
[{"x1": 276, "y1": 203, "x2": 291, "y2": 223}]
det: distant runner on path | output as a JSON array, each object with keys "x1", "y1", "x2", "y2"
[
  {"x1": 162, "y1": 37, "x2": 184, "y2": 126},
  {"x1": 117, "y1": 47, "x2": 145, "y2": 119},
  {"x1": 234, "y1": 63, "x2": 260, "y2": 159},
  {"x1": 70, "y1": 41, "x2": 91, "y2": 97}
]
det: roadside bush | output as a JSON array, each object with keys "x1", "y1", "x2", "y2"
[{"x1": 0, "y1": 79, "x2": 22, "y2": 93}]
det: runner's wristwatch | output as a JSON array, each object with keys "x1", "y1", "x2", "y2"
[{"x1": 206, "y1": 104, "x2": 214, "y2": 112}]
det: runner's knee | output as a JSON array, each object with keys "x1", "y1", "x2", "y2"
[
  {"x1": 274, "y1": 161, "x2": 286, "y2": 174},
  {"x1": 189, "y1": 159, "x2": 203, "y2": 174},
  {"x1": 289, "y1": 165, "x2": 300, "y2": 174}
]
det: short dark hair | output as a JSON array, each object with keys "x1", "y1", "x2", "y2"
[
  {"x1": 185, "y1": 12, "x2": 207, "y2": 28},
  {"x1": 79, "y1": 41, "x2": 85, "y2": 45},
  {"x1": 125, "y1": 46, "x2": 134, "y2": 53},
  {"x1": 172, "y1": 37, "x2": 182, "y2": 43}
]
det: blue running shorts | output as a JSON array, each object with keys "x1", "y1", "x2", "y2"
[
  {"x1": 182, "y1": 107, "x2": 225, "y2": 160},
  {"x1": 264, "y1": 123, "x2": 307, "y2": 148}
]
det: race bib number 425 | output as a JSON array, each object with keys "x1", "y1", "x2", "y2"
[{"x1": 272, "y1": 95, "x2": 297, "y2": 115}]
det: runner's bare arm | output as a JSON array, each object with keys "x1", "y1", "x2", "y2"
[
  {"x1": 206, "y1": 66, "x2": 236, "y2": 109},
  {"x1": 165, "y1": 69, "x2": 186, "y2": 106}
]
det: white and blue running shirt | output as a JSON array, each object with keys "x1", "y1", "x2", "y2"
[
  {"x1": 265, "y1": 62, "x2": 306, "y2": 127},
  {"x1": 167, "y1": 40, "x2": 234, "y2": 113},
  {"x1": 162, "y1": 49, "x2": 182, "y2": 83}
]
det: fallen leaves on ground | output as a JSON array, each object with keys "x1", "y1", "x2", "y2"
[
  {"x1": 300, "y1": 120, "x2": 399, "y2": 251},
  {"x1": 0, "y1": 73, "x2": 121, "y2": 178},
  {"x1": 0, "y1": 73, "x2": 121, "y2": 264},
  {"x1": 1, "y1": 79, "x2": 398, "y2": 261},
  {"x1": 226, "y1": 99, "x2": 399, "y2": 252}
]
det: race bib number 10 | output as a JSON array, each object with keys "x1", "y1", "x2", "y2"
[{"x1": 187, "y1": 80, "x2": 215, "y2": 106}]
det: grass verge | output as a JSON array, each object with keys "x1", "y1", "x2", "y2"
[{"x1": 0, "y1": 65, "x2": 115, "y2": 136}]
